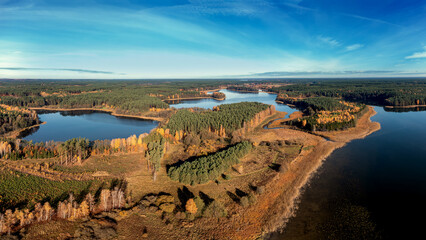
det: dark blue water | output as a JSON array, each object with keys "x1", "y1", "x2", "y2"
[
  {"x1": 271, "y1": 107, "x2": 426, "y2": 239},
  {"x1": 21, "y1": 111, "x2": 158, "y2": 142},
  {"x1": 169, "y1": 89, "x2": 297, "y2": 116},
  {"x1": 172, "y1": 90, "x2": 426, "y2": 238}
]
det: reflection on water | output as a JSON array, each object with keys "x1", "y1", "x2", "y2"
[
  {"x1": 271, "y1": 107, "x2": 426, "y2": 239},
  {"x1": 383, "y1": 106, "x2": 426, "y2": 113},
  {"x1": 22, "y1": 89, "x2": 295, "y2": 143},
  {"x1": 21, "y1": 111, "x2": 158, "y2": 142},
  {"x1": 169, "y1": 89, "x2": 297, "y2": 116}
]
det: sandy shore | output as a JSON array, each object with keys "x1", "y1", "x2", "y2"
[
  {"x1": 177, "y1": 106, "x2": 380, "y2": 240},
  {"x1": 210, "y1": 106, "x2": 380, "y2": 239},
  {"x1": 260, "y1": 106, "x2": 380, "y2": 238}
]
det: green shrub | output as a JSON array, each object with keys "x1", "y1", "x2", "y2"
[
  {"x1": 256, "y1": 186, "x2": 265, "y2": 195},
  {"x1": 247, "y1": 192, "x2": 257, "y2": 205},
  {"x1": 194, "y1": 196, "x2": 205, "y2": 216},
  {"x1": 202, "y1": 201, "x2": 227, "y2": 218},
  {"x1": 159, "y1": 203, "x2": 175, "y2": 213},
  {"x1": 240, "y1": 196, "x2": 249, "y2": 207}
]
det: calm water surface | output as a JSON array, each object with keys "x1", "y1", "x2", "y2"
[
  {"x1": 169, "y1": 89, "x2": 297, "y2": 115},
  {"x1": 22, "y1": 90, "x2": 293, "y2": 142},
  {"x1": 174, "y1": 92, "x2": 426, "y2": 239},
  {"x1": 21, "y1": 111, "x2": 158, "y2": 142},
  {"x1": 22, "y1": 90, "x2": 426, "y2": 239},
  {"x1": 271, "y1": 107, "x2": 426, "y2": 239}
]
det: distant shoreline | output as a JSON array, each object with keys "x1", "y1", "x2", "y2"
[
  {"x1": 164, "y1": 95, "x2": 226, "y2": 102},
  {"x1": 384, "y1": 104, "x2": 426, "y2": 108},
  {"x1": 28, "y1": 107, "x2": 164, "y2": 122}
]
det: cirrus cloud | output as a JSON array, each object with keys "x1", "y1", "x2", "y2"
[
  {"x1": 405, "y1": 47, "x2": 426, "y2": 59},
  {"x1": 346, "y1": 44, "x2": 364, "y2": 51}
]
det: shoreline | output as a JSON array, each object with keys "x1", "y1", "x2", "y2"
[
  {"x1": 1, "y1": 106, "x2": 381, "y2": 239},
  {"x1": 384, "y1": 104, "x2": 426, "y2": 109},
  {"x1": 0, "y1": 122, "x2": 46, "y2": 139},
  {"x1": 261, "y1": 106, "x2": 381, "y2": 238},
  {"x1": 28, "y1": 107, "x2": 164, "y2": 122},
  {"x1": 164, "y1": 95, "x2": 225, "y2": 102},
  {"x1": 185, "y1": 106, "x2": 380, "y2": 240}
]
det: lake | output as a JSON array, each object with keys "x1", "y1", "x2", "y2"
[
  {"x1": 169, "y1": 89, "x2": 297, "y2": 115},
  {"x1": 172, "y1": 91, "x2": 426, "y2": 239},
  {"x1": 22, "y1": 89, "x2": 294, "y2": 142},
  {"x1": 18, "y1": 89, "x2": 426, "y2": 238},
  {"x1": 270, "y1": 107, "x2": 426, "y2": 239},
  {"x1": 21, "y1": 111, "x2": 158, "y2": 142}
]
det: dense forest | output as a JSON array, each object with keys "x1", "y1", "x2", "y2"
[
  {"x1": 227, "y1": 85, "x2": 258, "y2": 92},
  {"x1": 282, "y1": 97, "x2": 367, "y2": 131},
  {"x1": 279, "y1": 97, "x2": 351, "y2": 115},
  {"x1": 165, "y1": 102, "x2": 270, "y2": 135},
  {"x1": 167, "y1": 141, "x2": 252, "y2": 185},
  {"x1": 272, "y1": 80, "x2": 426, "y2": 106},
  {"x1": 0, "y1": 105, "x2": 39, "y2": 135},
  {"x1": 0, "y1": 132, "x2": 152, "y2": 162},
  {"x1": 0, "y1": 80, "x2": 234, "y2": 115}
]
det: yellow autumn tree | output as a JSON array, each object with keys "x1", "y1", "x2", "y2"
[
  {"x1": 185, "y1": 198, "x2": 198, "y2": 215},
  {"x1": 79, "y1": 200, "x2": 90, "y2": 217}
]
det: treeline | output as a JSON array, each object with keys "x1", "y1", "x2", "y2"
[
  {"x1": 0, "y1": 80, "x2": 240, "y2": 116},
  {"x1": 287, "y1": 115, "x2": 357, "y2": 131},
  {"x1": 0, "y1": 133, "x2": 158, "y2": 164},
  {"x1": 287, "y1": 103, "x2": 368, "y2": 131},
  {"x1": 278, "y1": 97, "x2": 351, "y2": 115},
  {"x1": 0, "y1": 105, "x2": 39, "y2": 135},
  {"x1": 165, "y1": 102, "x2": 271, "y2": 136},
  {"x1": 0, "y1": 185, "x2": 127, "y2": 235},
  {"x1": 57, "y1": 138, "x2": 90, "y2": 165},
  {"x1": 168, "y1": 141, "x2": 252, "y2": 185},
  {"x1": 1, "y1": 89, "x2": 169, "y2": 115},
  {"x1": 0, "y1": 140, "x2": 56, "y2": 160},
  {"x1": 272, "y1": 80, "x2": 426, "y2": 106}
]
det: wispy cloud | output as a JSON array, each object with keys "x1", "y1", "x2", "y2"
[
  {"x1": 341, "y1": 13, "x2": 401, "y2": 27},
  {"x1": 0, "y1": 67, "x2": 123, "y2": 75},
  {"x1": 318, "y1": 36, "x2": 341, "y2": 47},
  {"x1": 346, "y1": 44, "x2": 364, "y2": 51},
  {"x1": 244, "y1": 70, "x2": 398, "y2": 77},
  {"x1": 405, "y1": 47, "x2": 426, "y2": 59},
  {"x1": 152, "y1": 0, "x2": 272, "y2": 17}
]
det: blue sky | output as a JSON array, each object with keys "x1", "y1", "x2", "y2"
[{"x1": 0, "y1": 0, "x2": 425, "y2": 78}]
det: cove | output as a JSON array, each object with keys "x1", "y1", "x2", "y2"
[{"x1": 20, "y1": 110, "x2": 158, "y2": 142}]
